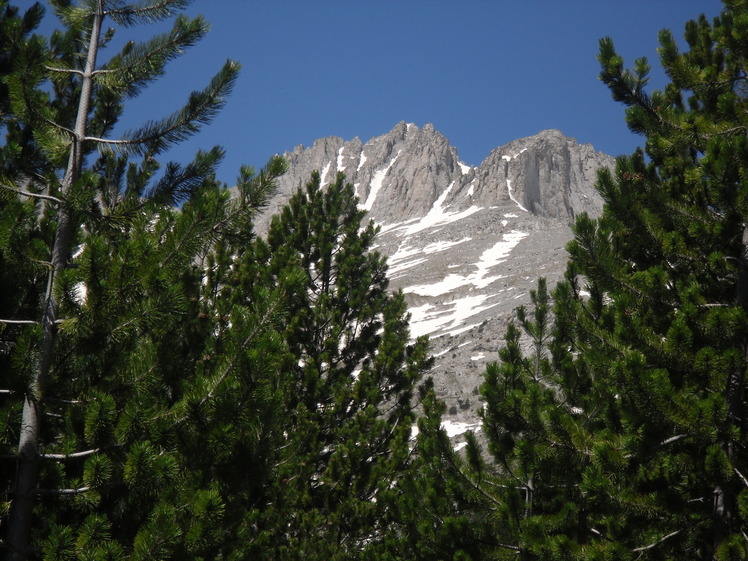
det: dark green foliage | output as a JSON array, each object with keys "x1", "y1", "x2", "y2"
[
  {"x1": 222, "y1": 171, "x2": 432, "y2": 560},
  {"x1": 559, "y1": 3, "x2": 748, "y2": 557},
  {"x1": 0, "y1": 1, "x2": 282, "y2": 559},
  {"x1": 459, "y1": 1, "x2": 748, "y2": 559},
  {"x1": 1, "y1": 2, "x2": 430, "y2": 558},
  {"x1": 402, "y1": 280, "x2": 597, "y2": 561},
  {"x1": 408, "y1": 2, "x2": 748, "y2": 560}
]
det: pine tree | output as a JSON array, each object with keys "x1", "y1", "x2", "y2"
[
  {"x1": 513, "y1": 4, "x2": 748, "y2": 559},
  {"x1": 398, "y1": 280, "x2": 593, "y2": 561},
  {"x1": 540, "y1": 1, "x2": 748, "y2": 558},
  {"x1": 0, "y1": 2, "x2": 289, "y2": 559},
  {"x1": 408, "y1": 3, "x2": 748, "y2": 560},
  {"x1": 221, "y1": 171, "x2": 433, "y2": 560}
]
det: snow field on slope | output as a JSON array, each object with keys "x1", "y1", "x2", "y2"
[{"x1": 403, "y1": 230, "x2": 529, "y2": 297}]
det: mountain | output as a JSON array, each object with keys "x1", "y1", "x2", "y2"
[{"x1": 254, "y1": 122, "x2": 614, "y2": 434}]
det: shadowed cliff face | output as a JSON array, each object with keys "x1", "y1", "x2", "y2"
[{"x1": 251, "y1": 122, "x2": 612, "y2": 432}]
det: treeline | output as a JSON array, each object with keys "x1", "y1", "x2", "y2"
[{"x1": 1, "y1": 1, "x2": 747, "y2": 560}]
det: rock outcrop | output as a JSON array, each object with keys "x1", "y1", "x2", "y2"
[
  {"x1": 256, "y1": 122, "x2": 611, "y2": 232},
  {"x1": 250, "y1": 122, "x2": 614, "y2": 433}
]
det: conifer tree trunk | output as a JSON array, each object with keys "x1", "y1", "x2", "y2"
[{"x1": 5, "y1": 6, "x2": 102, "y2": 560}]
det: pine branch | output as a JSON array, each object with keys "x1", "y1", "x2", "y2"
[
  {"x1": 86, "y1": 60, "x2": 239, "y2": 156},
  {"x1": 105, "y1": 0, "x2": 192, "y2": 26},
  {"x1": 94, "y1": 14, "x2": 209, "y2": 99},
  {"x1": 205, "y1": 297, "x2": 282, "y2": 401},
  {"x1": 169, "y1": 294, "x2": 284, "y2": 426}
]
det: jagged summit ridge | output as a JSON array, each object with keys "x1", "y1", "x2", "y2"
[{"x1": 258, "y1": 122, "x2": 612, "y2": 233}]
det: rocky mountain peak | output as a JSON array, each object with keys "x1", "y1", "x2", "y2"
[
  {"x1": 258, "y1": 122, "x2": 611, "y2": 232},
  {"x1": 249, "y1": 123, "x2": 614, "y2": 431}
]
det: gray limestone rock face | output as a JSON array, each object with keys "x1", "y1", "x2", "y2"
[
  {"x1": 248, "y1": 122, "x2": 614, "y2": 434},
  {"x1": 451, "y1": 129, "x2": 611, "y2": 223},
  {"x1": 256, "y1": 123, "x2": 611, "y2": 233}
]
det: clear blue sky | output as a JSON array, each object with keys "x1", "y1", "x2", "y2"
[{"x1": 38, "y1": 0, "x2": 724, "y2": 186}]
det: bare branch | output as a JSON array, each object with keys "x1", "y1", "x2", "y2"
[
  {"x1": 43, "y1": 65, "x2": 83, "y2": 76},
  {"x1": 660, "y1": 434, "x2": 689, "y2": 447},
  {"x1": 35, "y1": 486, "x2": 91, "y2": 495},
  {"x1": 83, "y1": 135, "x2": 137, "y2": 146},
  {"x1": 735, "y1": 467, "x2": 748, "y2": 489},
  {"x1": 0, "y1": 183, "x2": 62, "y2": 204},
  {"x1": 0, "y1": 319, "x2": 38, "y2": 325},
  {"x1": 41, "y1": 448, "x2": 101, "y2": 460},
  {"x1": 590, "y1": 527, "x2": 615, "y2": 542},
  {"x1": 632, "y1": 529, "x2": 682, "y2": 552},
  {"x1": 45, "y1": 396, "x2": 84, "y2": 405}
]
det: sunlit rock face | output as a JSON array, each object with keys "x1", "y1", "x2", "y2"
[{"x1": 253, "y1": 122, "x2": 613, "y2": 426}]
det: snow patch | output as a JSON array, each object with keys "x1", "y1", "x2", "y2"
[
  {"x1": 502, "y1": 147, "x2": 528, "y2": 162},
  {"x1": 410, "y1": 420, "x2": 482, "y2": 442},
  {"x1": 357, "y1": 152, "x2": 368, "y2": 171},
  {"x1": 407, "y1": 295, "x2": 501, "y2": 339},
  {"x1": 459, "y1": 162, "x2": 471, "y2": 174},
  {"x1": 506, "y1": 179, "x2": 528, "y2": 212},
  {"x1": 422, "y1": 237, "x2": 471, "y2": 254},
  {"x1": 377, "y1": 217, "x2": 420, "y2": 235},
  {"x1": 388, "y1": 244, "x2": 427, "y2": 276},
  {"x1": 386, "y1": 182, "x2": 483, "y2": 237},
  {"x1": 320, "y1": 161, "x2": 332, "y2": 186},
  {"x1": 389, "y1": 238, "x2": 470, "y2": 278},
  {"x1": 362, "y1": 151, "x2": 400, "y2": 211},
  {"x1": 447, "y1": 322, "x2": 482, "y2": 338},
  {"x1": 404, "y1": 230, "x2": 528, "y2": 296},
  {"x1": 337, "y1": 146, "x2": 345, "y2": 171},
  {"x1": 441, "y1": 420, "x2": 481, "y2": 438}
]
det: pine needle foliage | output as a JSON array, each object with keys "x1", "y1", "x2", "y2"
[
  {"x1": 0, "y1": 2, "x2": 287, "y2": 559},
  {"x1": 559, "y1": 2, "x2": 748, "y2": 557},
  {"x1": 407, "y1": 2, "x2": 748, "y2": 560},
  {"x1": 219, "y1": 171, "x2": 433, "y2": 560}
]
